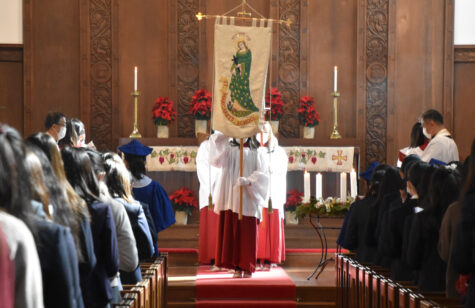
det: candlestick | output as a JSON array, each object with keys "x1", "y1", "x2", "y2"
[
  {"x1": 330, "y1": 90, "x2": 342, "y2": 139},
  {"x1": 134, "y1": 66, "x2": 138, "y2": 91},
  {"x1": 340, "y1": 172, "x2": 347, "y2": 203},
  {"x1": 129, "y1": 90, "x2": 142, "y2": 138},
  {"x1": 350, "y1": 169, "x2": 357, "y2": 198},
  {"x1": 334, "y1": 66, "x2": 338, "y2": 92},
  {"x1": 316, "y1": 173, "x2": 322, "y2": 200},
  {"x1": 304, "y1": 170, "x2": 310, "y2": 203}
]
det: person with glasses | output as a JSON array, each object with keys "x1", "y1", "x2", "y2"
[{"x1": 44, "y1": 111, "x2": 67, "y2": 142}]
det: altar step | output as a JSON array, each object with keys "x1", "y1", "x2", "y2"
[
  {"x1": 167, "y1": 265, "x2": 336, "y2": 308},
  {"x1": 158, "y1": 217, "x2": 343, "y2": 250}
]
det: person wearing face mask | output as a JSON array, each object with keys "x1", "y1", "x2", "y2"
[
  {"x1": 58, "y1": 118, "x2": 87, "y2": 149},
  {"x1": 44, "y1": 111, "x2": 67, "y2": 142},
  {"x1": 419, "y1": 109, "x2": 459, "y2": 163}
]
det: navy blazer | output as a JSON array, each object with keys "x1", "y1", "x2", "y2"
[
  {"x1": 35, "y1": 219, "x2": 84, "y2": 308},
  {"x1": 83, "y1": 201, "x2": 119, "y2": 308}
]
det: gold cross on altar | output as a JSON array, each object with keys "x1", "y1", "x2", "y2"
[{"x1": 332, "y1": 150, "x2": 347, "y2": 166}]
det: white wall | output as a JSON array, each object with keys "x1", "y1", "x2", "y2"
[
  {"x1": 0, "y1": 0, "x2": 22, "y2": 44},
  {"x1": 455, "y1": 0, "x2": 475, "y2": 45}
]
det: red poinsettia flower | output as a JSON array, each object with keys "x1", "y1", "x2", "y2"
[
  {"x1": 189, "y1": 89, "x2": 212, "y2": 120},
  {"x1": 169, "y1": 187, "x2": 198, "y2": 215},
  {"x1": 298, "y1": 96, "x2": 320, "y2": 127},
  {"x1": 265, "y1": 88, "x2": 285, "y2": 121},
  {"x1": 152, "y1": 96, "x2": 177, "y2": 126},
  {"x1": 285, "y1": 190, "x2": 304, "y2": 211}
]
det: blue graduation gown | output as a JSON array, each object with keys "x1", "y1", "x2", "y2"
[{"x1": 132, "y1": 180, "x2": 175, "y2": 232}]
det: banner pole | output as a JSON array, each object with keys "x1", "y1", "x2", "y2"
[{"x1": 239, "y1": 138, "x2": 244, "y2": 220}]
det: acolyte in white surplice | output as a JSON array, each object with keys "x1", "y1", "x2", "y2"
[
  {"x1": 209, "y1": 133, "x2": 269, "y2": 220},
  {"x1": 419, "y1": 128, "x2": 459, "y2": 163},
  {"x1": 196, "y1": 138, "x2": 222, "y2": 210}
]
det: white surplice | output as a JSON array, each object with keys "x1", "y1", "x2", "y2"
[
  {"x1": 258, "y1": 144, "x2": 288, "y2": 219},
  {"x1": 196, "y1": 139, "x2": 222, "y2": 210},
  {"x1": 209, "y1": 133, "x2": 269, "y2": 220},
  {"x1": 419, "y1": 128, "x2": 459, "y2": 163}
]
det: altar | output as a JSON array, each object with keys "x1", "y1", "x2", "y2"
[{"x1": 118, "y1": 137, "x2": 360, "y2": 224}]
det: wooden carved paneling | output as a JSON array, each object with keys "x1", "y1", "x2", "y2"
[
  {"x1": 365, "y1": 0, "x2": 389, "y2": 164},
  {"x1": 455, "y1": 46, "x2": 475, "y2": 63},
  {"x1": 176, "y1": 0, "x2": 199, "y2": 137},
  {"x1": 90, "y1": 0, "x2": 113, "y2": 150},
  {"x1": 278, "y1": 0, "x2": 300, "y2": 138}
]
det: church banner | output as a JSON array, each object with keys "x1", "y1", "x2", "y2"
[
  {"x1": 146, "y1": 146, "x2": 355, "y2": 173},
  {"x1": 212, "y1": 18, "x2": 272, "y2": 139}
]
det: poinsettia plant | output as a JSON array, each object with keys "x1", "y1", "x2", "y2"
[
  {"x1": 285, "y1": 190, "x2": 304, "y2": 212},
  {"x1": 152, "y1": 96, "x2": 177, "y2": 126},
  {"x1": 298, "y1": 96, "x2": 320, "y2": 127},
  {"x1": 169, "y1": 187, "x2": 198, "y2": 216},
  {"x1": 265, "y1": 88, "x2": 285, "y2": 121},
  {"x1": 189, "y1": 89, "x2": 212, "y2": 120}
]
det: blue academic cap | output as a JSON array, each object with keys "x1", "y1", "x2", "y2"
[
  {"x1": 360, "y1": 161, "x2": 379, "y2": 181},
  {"x1": 429, "y1": 158, "x2": 447, "y2": 166},
  {"x1": 118, "y1": 140, "x2": 153, "y2": 156}
]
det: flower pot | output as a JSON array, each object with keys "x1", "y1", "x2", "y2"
[
  {"x1": 303, "y1": 126, "x2": 315, "y2": 139},
  {"x1": 175, "y1": 211, "x2": 188, "y2": 225},
  {"x1": 285, "y1": 211, "x2": 299, "y2": 225},
  {"x1": 195, "y1": 119, "x2": 208, "y2": 136},
  {"x1": 270, "y1": 120, "x2": 279, "y2": 134},
  {"x1": 156, "y1": 125, "x2": 169, "y2": 138}
]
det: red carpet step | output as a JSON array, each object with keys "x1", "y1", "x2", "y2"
[{"x1": 195, "y1": 265, "x2": 296, "y2": 307}]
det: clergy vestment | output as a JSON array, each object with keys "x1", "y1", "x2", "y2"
[
  {"x1": 210, "y1": 133, "x2": 269, "y2": 273},
  {"x1": 196, "y1": 138, "x2": 222, "y2": 264},
  {"x1": 257, "y1": 144, "x2": 287, "y2": 264},
  {"x1": 419, "y1": 128, "x2": 459, "y2": 163}
]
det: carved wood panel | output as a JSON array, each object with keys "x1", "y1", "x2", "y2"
[
  {"x1": 365, "y1": 0, "x2": 389, "y2": 164},
  {"x1": 90, "y1": 0, "x2": 113, "y2": 150},
  {"x1": 176, "y1": 0, "x2": 199, "y2": 137},
  {"x1": 278, "y1": 0, "x2": 300, "y2": 138}
]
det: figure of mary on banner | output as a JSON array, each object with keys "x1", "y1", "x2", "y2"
[{"x1": 212, "y1": 18, "x2": 272, "y2": 139}]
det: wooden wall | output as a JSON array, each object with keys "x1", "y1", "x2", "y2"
[
  {"x1": 0, "y1": 0, "x2": 469, "y2": 167},
  {"x1": 0, "y1": 44, "x2": 23, "y2": 134}
]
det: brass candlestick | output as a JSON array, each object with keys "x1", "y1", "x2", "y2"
[
  {"x1": 129, "y1": 91, "x2": 142, "y2": 138},
  {"x1": 330, "y1": 91, "x2": 342, "y2": 139}
]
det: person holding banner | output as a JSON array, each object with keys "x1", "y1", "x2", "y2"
[
  {"x1": 209, "y1": 132, "x2": 269, "y2": 278},
  {"x1": 257, "y1": 123, "x2": 288, "y2": 270}
]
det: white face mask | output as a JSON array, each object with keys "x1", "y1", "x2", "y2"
[
  {"x1": 422, "y1": 127, "x2": 431, "y2": 139},
  {"x1": 57, "y1": 126, "x2": 66, "y2": 140}
]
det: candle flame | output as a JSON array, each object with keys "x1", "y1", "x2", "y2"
[{"x1": 196, "y1": 12, "x2": 204, "y2": 21}]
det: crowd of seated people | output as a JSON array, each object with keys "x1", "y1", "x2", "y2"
[
  {"x1": 0, "y1": 111, "x2": 174, "y2": 308},
  {"x1": 340, "y1": 109, "x2": 475, "y2": 307}
]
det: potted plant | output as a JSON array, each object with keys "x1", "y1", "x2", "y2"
[
  {"x1": 169, "y1": 187, "x2": 198, "y2": 225},
  {"x1": 298, "y1": 96, "x2": 320, "y2": 139},
  {"x1": 189, "y1": 89, "x2": 212, "y2": 136},
  {"x1": 265, "y1": 88, "x2": 285, "y2": 134},
  {"x1": 285, "y1": 189, "x2": 304, "y2": 225},
  {"x1": 152, "y1": 96, "x2": 177, "y2": 138}
]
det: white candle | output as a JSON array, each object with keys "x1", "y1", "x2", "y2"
[
  {"x1": 350, "y1": 169, "x2": 357, "y2": 198},
  {"x1": 334, "y1": 66, "x2": 338, "y2": 92},
  {"x1": 304, "y1": 170, "x2": 310, "y2": 203},
  {"x1": 316, "y1": 173, "x2": 322, "y2": 200},
  {"x1": 134, "y1": 66, "x2": 138, "y2": 91},
  {"x1": 340, "y1": 172, "x2": 347, "y2": 203}
]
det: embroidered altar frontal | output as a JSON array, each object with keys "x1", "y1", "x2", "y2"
[{"x1": 146, "y1": 146, "x2": 355, "y2": 173}]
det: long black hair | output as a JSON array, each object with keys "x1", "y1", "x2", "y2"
[
  {"x1": 461, "y1": 138, "x2": 475, "y2": 197},
  {"x1": 410, "y1": 122, "x2": 426, "y2": 148},
  {"x1": 0, "y1": 123, "x2": 35, "y2": 230},
  {"x1": 103, "y1": 152, "x2": 135, "y2": 203},
  {"x1": 58, "y1": 118, "x2": 85, "y2": 148},
  {"x1": 123, "y1": 153, "x2": 146, "y2": 180},
  {"x1": 365, "y1": 164, "x2": 390, "y2": 198},
  {"x1": 61, "y1": 147, "x2": 101, "y2": 205},
  {"x1": 427, "y1": 167, "x2": 461, "y2": 224}
]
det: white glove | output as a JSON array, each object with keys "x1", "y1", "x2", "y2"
[{"x1": 236, "y1": 177, "x2": 251, "y2": 186}]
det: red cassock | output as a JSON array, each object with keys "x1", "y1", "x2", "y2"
[
  {"x1": 198, "y1": 206, "x2": 220, "y2": 264},
  {"x1": 257, "y1": 208, "x2": 285, "y2": 264},
  {"x1": 215, "y1": 210, "x2": 259, "y2": 273}
]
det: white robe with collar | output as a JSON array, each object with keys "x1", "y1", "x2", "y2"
[
  {"x1": 209, "y1": 133, "x2": 269, "y2": 220},
  {"x1": 196, "y1": 139, "x2": 222, "y2": 210},
  {"x1": 419, "y1": 128, "x2": 459, "y2": 163}
]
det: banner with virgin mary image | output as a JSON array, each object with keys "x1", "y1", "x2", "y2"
[{"x1": 212, "y1": 17, "x2": 272, "y2": 139}]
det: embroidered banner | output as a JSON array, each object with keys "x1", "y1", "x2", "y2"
[
  {"x1": 146, "y1": 146, "x2": 355, "y2": 173},
  {"x1": 212, "y1": 18, "x2": 272, "y2": 139}
]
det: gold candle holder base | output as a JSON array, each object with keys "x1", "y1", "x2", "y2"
[
  {"x1": 129, "y1": 91, "x2": 142, "y2": 139},
  {"x1": 330, "y1": 91, "x2": 342, "y2": 139}
]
